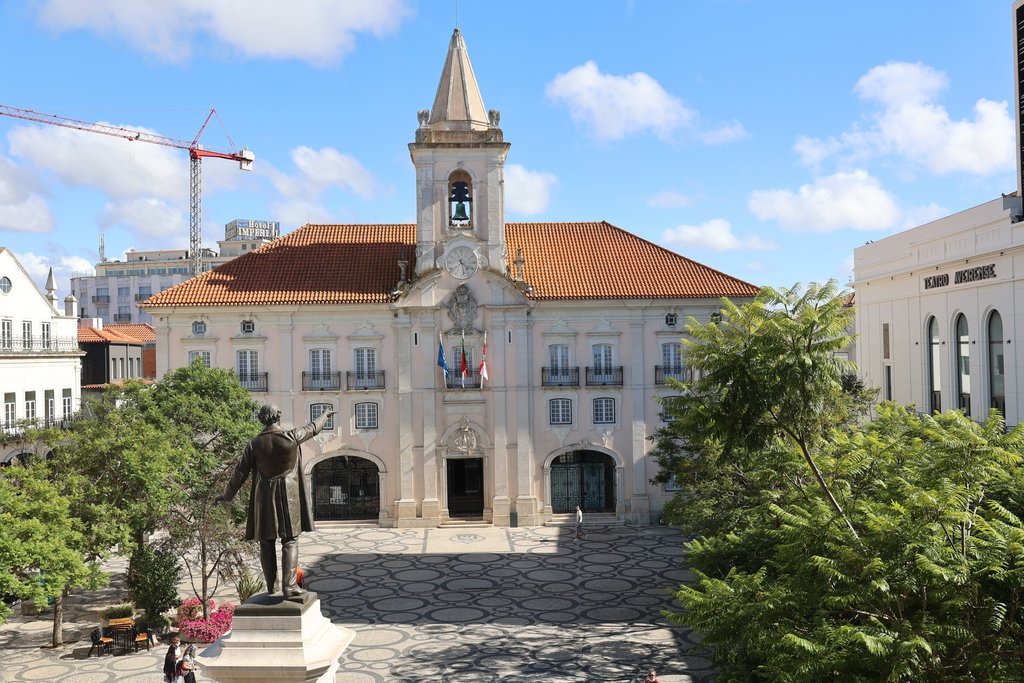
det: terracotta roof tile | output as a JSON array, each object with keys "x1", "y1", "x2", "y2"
[
  {"x1": 143, "y1": 222, "x2": 758, "y2": 308},
  {"x1": 78, "y1": 327, "x2": 145, "y2": 344},
  {"x1": 104, "y1": 323, "x2": 156, "y2": 343}
]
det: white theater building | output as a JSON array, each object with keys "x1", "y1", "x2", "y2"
[{"x1": 143, "y1": 29, "x2": 758, "y2": 527}]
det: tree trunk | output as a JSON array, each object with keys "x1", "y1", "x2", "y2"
[
  {"x1": 201, "y1": 538, "x2": 210, "y2": 620},
  {"x1": 51, "y1": 588, "x2": 66, "y2": 647}
]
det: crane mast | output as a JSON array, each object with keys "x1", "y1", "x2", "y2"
[{"x1": 0, "y1": 105, "x2": 254, "y2": 275}]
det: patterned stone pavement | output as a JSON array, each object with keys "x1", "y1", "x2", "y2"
[{"x1": 0, "y1": 525, "x2": 714, "y2": 682}]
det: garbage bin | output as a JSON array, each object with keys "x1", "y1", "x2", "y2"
[{"x1": 509, "y1": 512, "x2": 518, "y2": 528}]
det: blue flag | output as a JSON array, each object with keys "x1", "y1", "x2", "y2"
[{"x1": 437, "y1": 333, "x2": 450, "y2": 378}]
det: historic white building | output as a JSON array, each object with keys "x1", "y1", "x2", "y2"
[
  {"x1": 853, "y1": 196, "x2": 1022, "y2": 426},
  {"x1": 142, "y1": 29, "x2": 758, "y2": 527},
  {"x1": 0, "y1": 247, "x2": 83, "y2": 465}
]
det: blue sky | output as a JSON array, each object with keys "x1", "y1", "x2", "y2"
[{"x1": 0, "y1": 1, "x2": 1016, "y2": 295}]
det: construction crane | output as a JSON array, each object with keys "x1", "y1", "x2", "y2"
[{"x1": 0, "y1": 105, "x2": 254, "y2": 276}]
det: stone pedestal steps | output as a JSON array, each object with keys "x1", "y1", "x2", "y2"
[{"x1": 544, "y1": 512, "x2": 625, "y2": 527}]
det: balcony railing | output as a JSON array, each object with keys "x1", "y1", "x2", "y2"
[
  {"x1": 655, "y1": 365, "x2": 690, "y2": 385},
  {"x1": 0, "y1": 336, "x2": 81, "y2": 354},
  {"x1": 91, "y1": 295, "x2": 111, "y2": 303},
  {"x1": 346, "y1": 370, "x2": 386, "y2": 390},
  {"x1": 586, "y1": 366, "x2": 623, "y2": 386},
  {"x1": 113, "y1": 313, "x2": 133, "y2": 322},
  {"x1": 446, "y1": 368, "x2": 482, "y2": 389},
  {"x1": 1, "y1": 416, "x2": 81, "y2": 437},
  {"x1": 238, "y1": 372, "x2": 269, "y2": 392},
  {"x1": 542, "y1": 367, "x2": 579, "y2": 387},
  {"x1": 302, "y1": 371, "x2": 342, "y2": 391}
]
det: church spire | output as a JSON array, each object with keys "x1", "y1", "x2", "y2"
[{"x1": 428, "y1": 28, "x2": 489, "y2": 131}]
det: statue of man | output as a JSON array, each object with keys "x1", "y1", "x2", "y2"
[{"x1": 217, "y1": 404, "x2": 334, "y2": 597}]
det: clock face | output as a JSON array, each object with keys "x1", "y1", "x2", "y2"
[{"x1": 445, "y1": 246, "x2": 478, "y2": 279}]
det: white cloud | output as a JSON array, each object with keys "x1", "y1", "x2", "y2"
[
  {"x1": 749, "y1": 170, "x2": 901, "y2": 233},
  {"x1": 267, "y1": 146, "x2": 377, "y2": 201},
  {"x1": 0, "y1": 151, "x2": 54, "y2": 233},
  {"x1": 795, "y1": 61, "x2": 1013, "y2": 176},
  {"x1": 546, "y1": 61, "x2": 694, "y2": 140},
  {"x1": 661, "y1": 218, "x2": 777, "y2": 252},
  {"x1": 505, "y1": 164, "x2": 557, "y2": 215},
  {"x1": 271, "y1": 200, "x2": 335, "y2": 228},
  {"x1": 646, "y1": 190, "x2": 693, "y2": 209},
  {"x1": 855, "y1": 61, "x2": 948, "y2": 106},
  {"x1": 14, "y1": 250, "x2": 95, "y2": 293},
  {"x1": 8, "y1": 122, "x2": 185, "y2": 200},
  {"x1": 700, "y1": 121, "x2": 749, "y2": 145},
  {"x1": 99, "y1": 198, "x2": 187, "y2": 239},
  {"x1": 34, "y1": 0, "x2": 412, "y2": 67}
]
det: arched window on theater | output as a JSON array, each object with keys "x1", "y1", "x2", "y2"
[
  {"x1": 955, "y1": 314, "x2": 970, "y2": 416},
  {"x1": 927, "y1": 316, "x2": 941, "y2": 414},
  {"x1": 988, "y1": 310, "x2": 1005, "y2": 415}
]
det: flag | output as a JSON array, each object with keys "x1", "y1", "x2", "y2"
[
  {"x1": 460, "y1": 331, "x2": 468, "y2": 388},
  {"x1": 437, "y1": 333, "x2": 449, "y2": 380},
  {"x1": 478, "y1": 331, "x2": 489, "y2": 387}
]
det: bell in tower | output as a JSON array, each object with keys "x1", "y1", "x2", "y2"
[{"x1": 449, "y1": 173, "x2": 472, "y2": 227}]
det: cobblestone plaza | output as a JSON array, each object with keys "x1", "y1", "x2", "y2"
[{"x1": 0, "y1": 525, "x2": 710, "y2": 682}]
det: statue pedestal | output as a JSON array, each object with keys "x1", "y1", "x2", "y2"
[{"x1": 197, "y1": 592, "x2": 353, "y2": 683}]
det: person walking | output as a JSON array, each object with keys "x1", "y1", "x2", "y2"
[
  {"x1": 176, "y1": 643, "x2": 198, "y2": 683},
  {"x1": 644, "y1": 669, "x2": 662, "y2": 683},
  {"x1": 162, "y1": 635, "x2": 181, "y2": 683},
  {"x1": 575, "y1": 504, "x2": 586, "y2": 540}
]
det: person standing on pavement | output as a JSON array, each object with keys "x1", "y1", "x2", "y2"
[
  {"x1": 162, "y1": 635, "x2": 181, "y2": 683},
  {"x1": 575, "y1": 504, "x2": 585, "y2": 540},
  {"x1": 644, "y1": 669, "x2": 661, "y2": 682}
]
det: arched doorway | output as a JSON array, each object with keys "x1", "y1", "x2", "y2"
[
  {"x1": 550, "y1": 450, "x2": 616, "y2": 513},
  {"x1": 310, "y1": 455, "x2": 380, "y2": 521}
]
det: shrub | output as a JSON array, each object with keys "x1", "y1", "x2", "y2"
[
  {"x1": 233, "y1": 568, "x2": 263, "y2": 603},
  {"x1": 126, "y1": 544, "x2": 181, "y2": 630},
  {"x1": 178, "y1": 602, "x2": 235, "y2": 643},
  {"x1": 99, "y1": 603, "x2": 134, "y2": 620},
  {"x1": 177, "y1": 597, "x2": 215, "y2": 623}
]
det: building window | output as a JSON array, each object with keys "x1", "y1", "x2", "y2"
[
  {"x1": 0, "y1": 276, "x2": 11, "y2": 293},
  {"x1": 118, "y1": 286, "x2": 130, "y2": 298},
  {"x1": 353, "y1": 347, "x2": 377, "y2": 388},
  {"x1": 41, "y1": 322, "x2": 51, "y2": 350},
  {"x1": 310, "y1": 403, "x2": 334, "y2": 430},
  {"x1": 2, "y1": 319, "x2": 12, "y2": 349},
  {"x1": 989, "y1": 311, "x2": 1005, "y2": 414},
  {"x1": 355, "y1": 402, "x2": 378, "y2": 430},
  {"x1": 111, "y1": 358, "x2": 118, "y2": 380},
  {"x1": 192, "y1": 321, "x2": 207, "y2": 336},
  {"x1": 62, "y1": 389, "x2": 72, "y2": 419},
  {"x1": 237, "y1": 350, "x2": 259, "y2": 383},
  {"x1": 44, "y1": 390, "x2": 54, "y2": 424},
  {"x1": 549, "y1": 398, "x2": 572, "y2": 425},
  {"x1": 25, "y1": 391, "x2": 35, "y2": 421},
  {"x1": 927, "y1": 316, "x2": 941, "y2": 414},
  {"x1": 310, "y1": 348, "x2": 332, "y2": 376},
  {"x1": 665, "y1": 312, "x2": 677, "y2": 327},
  {"x1": 955, "y1": 314, "x2": 970, "y2": 416},
  {"x1": 593, "y1": 397, "x2": 616, "y2": 424},
  {"x1": 593, "y1": 344, "x2": 612, "y2": 373},
  {"x1": 3, "y1": 392, "x2": 14, "y2": 427},
  {"x1": 240, "y1": 320, "x2": 255, "y2": 334},
  {"x1": 657, "y1": 341, "x2": 687, "y2": 384},
  {"x1": 882, "y1": 322, "x2": 890, "y2": 360},
  {"x1": 22, "y1": 321, "x2": 31, "y2": 349},
  {"x1": 884, "y1": 366, "x2": 893, "y2": 401}
]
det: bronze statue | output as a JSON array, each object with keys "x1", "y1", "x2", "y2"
[{"x1": 216, "y1": 404, "x2": 334, "y2": 597}]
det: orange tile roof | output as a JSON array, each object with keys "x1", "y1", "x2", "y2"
[
  {"x1": 104, "y1": 323, "x2": 156, "y2": 343},
  {"x1": 142, "y1": 222, "x2": 758, "y2": 308},
  {"x1": 78, "y1": 326, "x2": 145, "y2": 344}
]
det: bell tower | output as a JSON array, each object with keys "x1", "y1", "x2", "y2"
[{"x1": 410, "y1": 28, "x2": 510, "y2": 276}]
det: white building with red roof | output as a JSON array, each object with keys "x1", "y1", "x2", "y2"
[
  {"x1": 0, "y1": 248, "x2": 83, "y2": 466},
  {"x1": 142, "y1": 29, "x2": 758, "y2": 527}
]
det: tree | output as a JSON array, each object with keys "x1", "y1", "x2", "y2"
[
  {"x1": 0, "y1": 460, "x2": 112, "y2": 645},
  {"x1": 657, "y1": 282, "x2": 1024, "y2": 681},
  {"x1": 665, "y1": 280, "x2": 870, "y2": 539},
  {"x1": 147, "y1": 360, "x2": 259, "y2": 619},
  {"x1": 125, "y1": 543, "x2": 181, "y2": 630}
]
